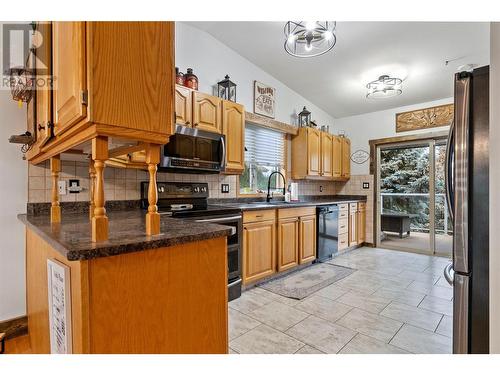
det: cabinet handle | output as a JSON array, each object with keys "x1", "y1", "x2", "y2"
[
  {"x1": 185, "y1": 121, "x2": 190, "y2": 125},
  {"x1": 194, "y1": 123, "x2": 199, "y2": 127}
]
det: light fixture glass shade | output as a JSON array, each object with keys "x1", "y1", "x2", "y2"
[
  {"x1": 284, "y1": 21, "x2": 336, "y2": 58},
  {"x1": 366, "y1": 75, "x2": 403, "y2": 99}
]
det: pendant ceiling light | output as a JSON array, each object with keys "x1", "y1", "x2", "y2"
[
  {"x1": 284, "y1": 21, "x2": 336, "y2": 58},
  {"x1": 366, "y1": 75, "x2": 403, "y2": 99}
]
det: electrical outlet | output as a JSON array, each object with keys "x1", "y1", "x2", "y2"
[
  {"x1": 58, "y1": 180, "x2": 67, "y2": 195},
  {"x1": 363, "y1": 182, "x2": 370, "y2": 189},
  {"x1": 319, "y1": 185, "x2": 323, "y2": 192},
  {"x1": 68, "y1": 179, "x2": 82, "y2": 193},
  {"x1": 221, "y1": 184, "x2": 230, "y2": 193}
]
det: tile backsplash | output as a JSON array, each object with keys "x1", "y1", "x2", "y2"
[{"x1": 28, "y1": 162, "x2": 374, "y2": 244}]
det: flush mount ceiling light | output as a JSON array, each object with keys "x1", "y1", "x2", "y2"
[
  {"x1": 366, "y1": 75, "x2": 403, "y2": 99},
  {"x1": 284, "y1": 21, "x2": 336, "y2": 58}
]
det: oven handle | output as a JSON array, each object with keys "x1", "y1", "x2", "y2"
[
  {"x1": 220, "y1": 136, "x2": 226, "y2": 170},
  {"x1": 194, "y1": 215, "x2": 242, "y2": 223},
  {"x1": 228, "y1": 278, "x2": 242, "y2": 288}
]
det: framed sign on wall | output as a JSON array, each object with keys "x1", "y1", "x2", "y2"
[
  {"x1": 254, "y1": 81, "x2": 276, "y2": 119},
  {"x1": 47, "y1": 259, "x2": 72, "y2": 354}
]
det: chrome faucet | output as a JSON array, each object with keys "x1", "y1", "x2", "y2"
[{"x1": 266, "y1": 171, "x2": 286, "y2": 202}]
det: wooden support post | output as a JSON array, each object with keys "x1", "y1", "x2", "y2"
[
  {"x1": 89, "y1": 159, "x2": 96, "y2": 220},
  {"x1": 50, "y1": 156, "x2": 61, "y2": 223},
  {"x1": 91, "y1": 136, "x2": 109, "y2": 242},
  {"x1": 145, "y1": 144, "x2": 161, "y2": 236}
]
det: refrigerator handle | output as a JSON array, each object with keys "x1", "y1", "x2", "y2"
[
  {"x1": 444, "y1": 262, "x2": 454, "y2": 286},
  {"x1": 453, "y1": 73, "x2": 470, "y2": 274},
  {"x1": 445, "y1": 121, "x2": 454, "y2": 222}
]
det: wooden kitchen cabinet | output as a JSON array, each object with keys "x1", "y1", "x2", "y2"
[
  {"x1": 277, "y1": 217, "x2": 299, "y2": 272},
  {"x1": 175, "y1": 85, "x2": 192, "y2": 126},
  {"x1": 349, "y1": 203, "x2": 358, "y2": 247},
  {"x1": 321, "y1": 132, "x2": 333, "y2": 178},
  {"x1": 332, "y1": 135, "x2": 342, "y2": 178},
  {"x1": 27, "y1": 21, "x2": 175, "y2": 164},
  {"x1": 357, "y1": 202, "x2": 366, "y2": 245},
  {"x1": 192, "y1": 91, "x2": 222, "y2": 133},
  {"x1": 299, "y1": 215, "x2": 316, "y2": 264},
  {"x1": 243, "y1": 210, "x2": 276, "y2": 285},
  {"x1": 292, "y1": 128, "x2": 350, "y2": 181},
  {"x1": 341, "y1": 137, "x2": 351, "y2": 179},
  {"x1": 222, "y1": 100, "x2": 245, "y2": 174}
]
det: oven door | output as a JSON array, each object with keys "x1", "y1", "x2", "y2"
[{"x1": 160, "y1": 125, "x2": 226, "y2": 173}]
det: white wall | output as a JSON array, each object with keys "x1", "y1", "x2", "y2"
[
  {"x1": 490, "y1": 22, "x2": 500, "y2": 354},
  {"x1": 334, "y1": 98, "x2": 453, "y2": 175},
  {"x1": 175, "y1": 22, "x2": 336, "y2": 127},
  {"x1": 0, "y1": 23, "x2": 28, "y2": 321}
]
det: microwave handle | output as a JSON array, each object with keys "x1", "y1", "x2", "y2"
[{"x1": 220, "y1": 136, "x2": 226, "y2": 169}]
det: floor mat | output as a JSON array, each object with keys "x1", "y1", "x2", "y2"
[{"x1": 257, "y1": 263, "x2": 355, "y2": 300}]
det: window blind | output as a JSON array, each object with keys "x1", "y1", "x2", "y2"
[{"x1": 244, "y1": 123, "x2": 285, "y2": 166}]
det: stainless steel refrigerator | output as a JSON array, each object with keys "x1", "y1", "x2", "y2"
[{"x1": 444, "y1": 66, "x2": 489, "y2": 354}]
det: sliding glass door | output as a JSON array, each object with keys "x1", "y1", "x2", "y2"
[{"x1": 376, "y1": 139, "x2": 452, "y2": 257}]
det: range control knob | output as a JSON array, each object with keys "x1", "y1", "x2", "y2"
[
  {"x1": 193, "y1": 187, "x2": 200, "y2": 193},
  {"x1": 158, "y1": 186, "x2": 165, "y2": 193},
  {"x1": 200, "y1": 186, "x2": 207, "y2": 193}
]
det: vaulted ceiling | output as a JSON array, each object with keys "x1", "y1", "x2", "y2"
[{"x1": 188, "y1": 22, "x2": 489, "y2": 118}]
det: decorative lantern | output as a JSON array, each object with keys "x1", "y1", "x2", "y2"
[
  {"x1": 217, "y1": 75, "x2": 237, "y2": 102},
  {"x1": 298, "y1": 106, "x2": 311, "y2": 127}
]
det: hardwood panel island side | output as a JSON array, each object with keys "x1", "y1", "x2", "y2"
[{"x1": 18, "y1": 210, "x2": 231, "y2": 354}]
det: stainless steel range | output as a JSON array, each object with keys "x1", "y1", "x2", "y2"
[{"x1": 140, "y1": 181, "x2": 242, "y2": 301}]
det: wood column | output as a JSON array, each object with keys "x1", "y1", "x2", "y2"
[
  {"x1": 89, "y1": 159, "x2": 96, "y2": 221},
  {"x1": 91, "y1": 136, "x2": 109, "y2": 242},
  {"x1": 50, "y1": 156, "x2": 61, "y2": 223},
  {"x1": 145, "y1": 144, "x2": 161, "y2": 235}
]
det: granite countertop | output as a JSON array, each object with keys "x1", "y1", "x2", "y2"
[
  {"x1": 19, "y1": 210, "x2": 233, "y2": 261},
  {"x1": 214, "y1": 195, "x2": 367, "y2": 211}
]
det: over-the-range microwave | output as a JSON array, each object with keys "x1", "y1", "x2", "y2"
[{"x1": 159, "y1": 125, "x2": 226, "y2": 174}]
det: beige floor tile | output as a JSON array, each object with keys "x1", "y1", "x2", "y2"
[
  {"x1": 436, "y1": 315, "x2": 453, "y2": 338},
  {"x1": 250, "y1": 287, "x2": 300, "y2": 306},
  {"x1": 313, "y1": 284, "x2": 350, "y2": 301},
  {"x1": 229, "y1": 290, "x2": 274, "y2": 314},
  {"x1": 418, "y1": 295, "x2": 453, "y2": 316},
  {"x1": 333, "y1": 274, "x2": 383, "y2": 294},
  {"x1": 371, "y1": 288, "x2": 425, "y2": 307},
  {"x1": 294, "y1": 294, "x2": 353, "y2": 323},
  {"x1": 247, "y1": 301, "x2": 309, "y2": 331},
  {"x1": 390, "y1": 324, "x2": 452, "y2": 354},
  {"x1": 380, "y1": 302, "x2": 443, "y2": 331},
  {"x1": 339, "y1": 334, "x2": 409, "y2": 354},
  {"x1": 407, "y1": 280, "x2": 453, "y2": 300},
  {"x1": 286, "y1": 316, "x2": 356, "y2": 354},
  {"x1": 230, "y1": 324, "x2": 304, "y2": 354},
  {"x1": 337, "y1": 290, "x2": 392, "y2": 313},
  {"x1": 229, "y1": 347, "x2": 238, "y2": 354},
  {"x1": 295, "y1": 345, "x2": 325, "y2": 354},
  {"x1": 398, "y1": 270, "x2": 440, "y2": 284},
  {"x1": 434, "y1": 276, "x2": 453, "y2": 289},
  {"x1": 228, "y1": 308, "x2": 261, "y2": 340},
  {"x1": 336, "y1": 308, "x2": 403, "y2": 343}
]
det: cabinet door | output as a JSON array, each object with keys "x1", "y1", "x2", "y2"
[
  {"x1": 349, "y1": 210, "x2": 358, "y2": 247},
  {"x1": 52, "y1": 22, "x2": 87, "y2": 136},
  {"x1": 175, "y1": 85, "x2": 192, "y2": 126},
  {"x1": 321, "y1": 132, "x2": 333, "y2": 178},
  {"x1": 222, "y1": 101, "x2": 245, "y2": 173},
  {"x1": 332, "y1": 136, "x2": 342, "y2": 178},
  {"x1": 341, "y1": 137, "x2": 351, "y2": 179},
  {"x1": 243, "y1": 220, "x2": 276, "y2": 284},
  {"x1": 307, "y1": 128, "x2": 321, "y2": 176},
  {"x1": 299, "y1": 215, "x2": 316, "y2": 264},
  {"x1": 277, "y1": 218, "x2": 299, "y2": 272},
  {"x1": 357, "y1": 208, "x2": 366, "y2": 244},
  {"x1": 192, "y1": 91, "x2": 222, "y2": 133}
]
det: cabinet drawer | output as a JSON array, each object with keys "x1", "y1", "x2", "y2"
[
  {"x1": 243, "y1": 209, "x2": 276, "y2": 223},
  {"x1": 358, "y1": 202, "x2": 366, "y2": 210},
  {"x1": 349, "y1": 203, "x2": 358, "y2": 212},
  {"x1": 338, "y1": 203, "x2": 348, "y2": 211},
  {"x1": 339, "y1": 210, "x2": 348, "y2": 219},
  {"x1": 338, "y1": 233, "x2": 349, "y2": 250},
  {"x1": 278, "y1": 207, "x2": 315, "y2": 219},
  {"x1": 338, "y1": 218, "x2": 348, "y2": 234}
]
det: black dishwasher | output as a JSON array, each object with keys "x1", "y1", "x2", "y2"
[{"x1": 316, "y1": 205, "x2": 339, "y2": 262}]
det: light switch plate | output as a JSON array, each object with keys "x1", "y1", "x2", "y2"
[
  {"x1": 58, "y1": 180, "x2": 67, "y2": 195},
  {"x1": 221, "y1": 184, "x2": 230, "y2": 193},
  {"x1": 363, "y1": 182, "x2": 370, "y2": 189}
]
